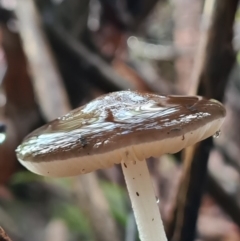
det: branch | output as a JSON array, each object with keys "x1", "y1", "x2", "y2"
[
  {"x1": 15, "y1": 0, "x2": 71, "y2": 120},
  {"x1": 167, "y1": 1, "x2": 239, "y2": 240},
  {"x1": 0, "y1": 227, "x2": 12, "y2": 241},
  {"x1": 46, "y1": 24, "x2": 136, "y2": 92}
]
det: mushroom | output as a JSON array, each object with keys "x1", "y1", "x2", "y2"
[{"x1": 16, "y1": 91, "x2": 226, "y2": 241}]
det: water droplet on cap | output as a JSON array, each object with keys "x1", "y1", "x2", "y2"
[
  {"x1": 213, "y1": 130, "x2": 221, "y2": 138},
  {"x1": 156, "y1": 196, "x2": 160, "y2": 204}
]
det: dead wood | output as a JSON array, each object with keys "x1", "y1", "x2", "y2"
[
  {"x1": 14, "y1": 2, "x2": 122, "y2": 241},
  {"x1": 167, "y1": 1, "x2": 239, "y2": 241}
]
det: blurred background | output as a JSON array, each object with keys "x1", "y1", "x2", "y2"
[{"x1": 0, "y1": 0, "x2": 240, "y2": 240}]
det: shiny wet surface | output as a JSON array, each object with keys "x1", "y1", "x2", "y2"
[{"x1": 16, "y1": 91, "x2": 226, "y2": 162}]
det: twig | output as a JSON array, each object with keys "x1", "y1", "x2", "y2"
[
  {"x1": 14, "y1": 2, "x2": 121, "y2": 241},
  {"x1": 1, "y1": 24, "x2": 40, "y2": 183},
  {"x1": 167, "y1": 1, "x2": 238, "y2": 240},
  {"x1": 206, "y1": 172, "x2": 240, "y2": 227},
  {"x1": 74, "y1": 173, "x2": 122, "y2": 241},
  {"x1": 0, "y1": 207, "x2": 26, "y2": 241},
  {"x1": 0, "y1": 227, "x2": 12, "y2": 241},
  {"x1": 166, "y1": 149, "x2": 240, "y2": 235},
  {"x1": 46, "y1": 24, "x2": 136, "y2": 92},
  {"x1": 215, "y1": 145, "x2": 240, "y2": 174},
  {"x1": 44, "y1": 220, "x2": 69, "y2": 241},
  {"x1": 15, "y1": 0, "x2": 71, "y2": 120},
  {"x1": 173, "y1": 0, "x2": 202, "y2": 94},
  {"x1": 133, "y1": 0, "x2": 164, "y2": 29},
  {"x1": 188, "y1": 0, "x2": 215, "y2": 95},
  {"x1": 197, "y1": 0, "x2": 237, "y2": 100}
]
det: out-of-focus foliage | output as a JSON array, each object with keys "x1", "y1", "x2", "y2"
[
  {"x1": 100, "y1": 181, "x2": 129, "y2": 226},
  {"x1": 52, "y1": 203, "x2": 93, "y2": 240}
]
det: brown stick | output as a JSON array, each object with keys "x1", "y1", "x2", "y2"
[
  {"x1": 47, "y1": 24, "x2": 136, "y2": 92},
  {"x1": 74, "y1": 173, "x2": 122, "y2": 241},
  {"x1": 206, "y1": 172, "x2": 240, "y2": 227},
  {"x1": 172, "y1": 0, "x2": 202, "y2": 94},
  {"x1": 15, "y1": 0, "x2": 71, "y2": 120},
  {"x1": 14, "y1": 2, "x2": 121, "y2": 241},
  {"x1": 167, "y1": 1, "x2": 238, "y2": 240},
  {"x1": 0, "y1": 227, "x2": 12, "y2": 241}
]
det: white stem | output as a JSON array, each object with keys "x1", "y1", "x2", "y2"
[{"x1": 121, "y1": 160, "x2": 168, "y2": 241}]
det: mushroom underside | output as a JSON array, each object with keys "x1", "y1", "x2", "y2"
[{"x1": 18, "y1": 118, "x2": 223, "y2": 177}]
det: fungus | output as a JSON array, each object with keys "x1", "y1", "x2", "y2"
[{"x1": 16, "y1": 91, "x2": 226, "y2": 241}]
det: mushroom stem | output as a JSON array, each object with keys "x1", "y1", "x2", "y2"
[{"x1": 121, "y1": 160, "x2": 167, "y2": 241}]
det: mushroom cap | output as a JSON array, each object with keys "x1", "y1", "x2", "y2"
[{"x1": 16, "y1": 91, "x2": 226, "y2": 177}]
